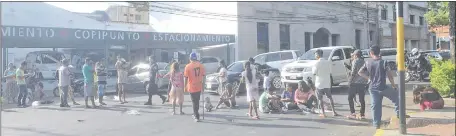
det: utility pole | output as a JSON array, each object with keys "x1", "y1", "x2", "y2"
[
  {"x1": 365, "y1": 2, "x2": 370, "y2": 48},
  {"x1": 375, "y1": 3, "x2": 381, "y2": 47},
  {"x1": 396, "y1": 1, "x2": 407, "y2": 135},
  {"x1": 449, "y1": 2, "x2": 455, "y2": 63}
]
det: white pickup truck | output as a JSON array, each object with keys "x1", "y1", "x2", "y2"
[
  {"x1": 361, "y1": 48, "x2": 399, "y2": 71},
  {"x1": 253, "y1": 50, "x2": 303, "y2": 89},
  {"x1": 281, "y1": 46, "x2": 355, "y2": 86}
]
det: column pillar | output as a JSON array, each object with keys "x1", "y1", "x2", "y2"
[
  {"x1": 310, "y1": 33, "x2": 314, "y2": 49},
  {"x1": 328, "y1": 34, "x2": 333, "y2": 47}
]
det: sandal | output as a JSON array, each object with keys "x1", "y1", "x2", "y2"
[
  {"x1": 251, "y1": 116, "x2": 259, "y2": 120},
  {"x1": 347, "y1": 113, "x2": 357, "y2": 119}
]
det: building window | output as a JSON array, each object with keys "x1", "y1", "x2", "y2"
[
  {"x1": 410, "y1": 15, "x2": 415, "y2": 24},
  {"x1": 381, "y1": 9, "x2": 387, "y2": 20},
  {"x1": 419, "y1": 16, "x2": 424, "y2": 26},
  {"x1": 355, "y1": 30, "x2": 361, "y2": 49},
  {"x1": 392, "y1": 5, "x2": 396, "y2": 21},
  {"x1": 257, "y1": 22, "x2": 269, "y2": 53},
  {"x1": 304, "y1": 32, "x2": 312, "y2": 51},
  {"x1": 135, "y1": 15, "x2": 141, "y2": 21},
  {"x1": 369, "y1": 31, "x2": 374, "y2": 42},
  {"x1": 332, "y1": 34, "x2": 340, "y2": 46},
  {"x1": 279, "y1": 24, "x2": 290, "y2": 50}
]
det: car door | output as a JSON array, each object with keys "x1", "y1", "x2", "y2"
[
  {"x1": 265, "y1": 52, "x2": 281, "y2": 69},
  {"x1": 341, "y1": 48, "x2": 354, "y2": 82},
  {"x1": 330, "y1": 49, "x2": 346, "y2": 83}
]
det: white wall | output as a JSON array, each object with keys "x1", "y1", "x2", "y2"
[{"x1": 236, "y1": 2, "x2": 372, "y2": 60}]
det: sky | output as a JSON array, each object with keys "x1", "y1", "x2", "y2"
[{"x1": 46, "y1": 2, "x2": 237, "y2": 34}]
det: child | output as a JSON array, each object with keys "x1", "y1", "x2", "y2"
[
  {"x1": 413, "y1": 86, "x2": 444, "y2": 111},
  {"x1": 96, "y1": 62, "x2": 107, "y2": 105},
  {"x1": 281, "y1": 84, "x2": 298, "y2": 110},
  {"x1": 259, "y1": 87, "x2": 284, "y2": 114}
]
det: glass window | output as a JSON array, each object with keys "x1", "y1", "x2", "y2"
[
  {"x1": 254, "y1": 54, "x2": 266, "y2": 64},
  {"x1": 380, "y1": 50, "x2": 397, "y2": 56},
  {"x1": 280, "y1": 52, "x2": 294, "y2": 60},
  {"x1": 343, "y1": 48, "x2": 353, "y2": 60},
  {"x1": 200, "y1": 57, "x2": 218, "y2": 63},
  {"x1": 419, "y1": 16, "x2": 424, "y2": 26},
  {"x1": 410, "y1": 15, "x2": 415, "y2": 24},
  {"x1": 266, "y1": 53, "x2": 281, "y2": 62},
  {"x1": 332, "y1": 49, "x2": 344, "y2": 61},
  {"x1": 227, "y1": 61, "x2": 244, "y2": 72},
  {"x1": 381, "y1": 9, "x2": 387, "y2": 20},
  {"x1": 299, "y1": 49, "x2": 332, "y2": 60}
]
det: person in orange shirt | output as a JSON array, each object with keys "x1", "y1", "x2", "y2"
[{"x1": 184, "y1": 52, "x2": 206, "y2": 122}]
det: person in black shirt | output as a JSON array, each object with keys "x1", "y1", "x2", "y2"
[
  {"x1": 358, "y1": 46, "x2": 410, "y2": 129},
  {"x1": 144, "y1": 56, "x2": 167, "y2": 105}
]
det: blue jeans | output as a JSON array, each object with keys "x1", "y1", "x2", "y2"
[
  {"x1": 98, "y1": 84, "x2": 106, "y2": 97},
  {"x1": 17, "y1": 84, "x2": 28, "y2": 106},
  {"x1": 369, "y1": 85, "x2": 399, "y2": 127}
]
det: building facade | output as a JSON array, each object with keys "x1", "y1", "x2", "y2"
[
  {"x1": 105, "y1": 5, "x2": 150, "y2": 25},
  {"x1": 377, "y1": 2, "x2": 436, "y2": 50},
  {"x1": 235, "y1": 2, "x2": 434, "y2": 61}
]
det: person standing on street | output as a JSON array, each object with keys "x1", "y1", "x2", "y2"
[
  {"x1": 115, "y1": 57, "x2": 129, "y2": 104},
  {"x1": 242, "y1": 61, "x2": 260, "y2": 119},
  {"x1": 144, "y1": 56, "x2": 167, "y2": 105},
  {"x1": 96, "y1": 61, "x2": 108, "y2": 105},
  {"x1": 217, "y1": 60, "x2": 228, "y2": 94},
  {"x1": 163, "y1": 62, "x2": 185, "y2": 115},
  {"x1": 16, "y1": 61, "x2": 32, "y2": 108},
  {"x1": 4, "y1": 63, "x2": 17, "y2": 104},
  {"x1": 312, "y1": 49, "x2": 339, "y2": 117},
  {"x1": 82, "y1": 58, "x2": 97, "y2": 108},
  {"x1": 184, "y1": 53, "x2": 206, "y2": 122},
  {"x1": 58, "y1": 59, "x2": 72, "y2": 107},
  {"x1": 347, "y1": 50, "x2": 368, "y2": 119},
  {"x1": 358, "y1": 46, "x2": 410, "y2": 129}
]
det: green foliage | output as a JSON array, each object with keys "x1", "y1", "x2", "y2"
[
  {"x1": 425, "y1": 1, "x2": 450, "y2": 28},
  {"x1": 430, "y1": 58, "x2": 455, "y2": 97}
]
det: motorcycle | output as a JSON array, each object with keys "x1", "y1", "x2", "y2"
[
  {"x1": 53, "y1": 76, "x2": 84, "y2": 97},
  {"x1": 405, "y1": 52, "x2": 432, "y2": 82}
]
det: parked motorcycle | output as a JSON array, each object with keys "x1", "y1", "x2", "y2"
[
  {"x1": 405, "y1": 52, "x2": 432, "y2": 82},
  {"x1": 53, "y1": 76, "x2": 84, "y2": 97}
]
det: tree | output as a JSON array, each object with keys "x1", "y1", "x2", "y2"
[{"x1": 424, "y1": 1, "x2": 455, "y2": 62}]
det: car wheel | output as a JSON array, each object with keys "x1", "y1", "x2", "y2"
[
  {"x1": 271, "y1": 76, "x2": 282, "y2": 90},
  {"x1": 53, "y1": 87, "x2": 60, "y2": 97}
]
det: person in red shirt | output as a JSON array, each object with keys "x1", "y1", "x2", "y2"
[{"x1": 184, "y1": 53, "x2": 206, "y2": 122}]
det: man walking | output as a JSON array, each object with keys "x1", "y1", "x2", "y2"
[
  {"x1": 347, "y1": 50, "x2": 367, "y2": 119},
  {"x1": 16, "y1": 61, "x2": 31, "y2": 108},
  {"x1": 358, "y1": 46, "x2": 410, "y2": 129},
  {"x1": 144, "y1": 56, "x2": 167, "y2": 105},
  {"x1": 82, "y1": 58, "x2": 97, "y2": 108},
  {"x1": 184, "y1": 53, "x2": 206, "y2": 122},
  {"x1": 58, "y1": 59, "x2": 71, "y2": 107},
  {"x1": 312, "y1": 49, "x2": 339, "y2": 117}
]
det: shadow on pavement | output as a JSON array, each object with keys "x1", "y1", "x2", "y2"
[
  {"x1": 278, "y1": 117, "x2": 369, "y2": 126},
  {"x1": 3, "y1": 126, "x2": 77, "y2": 136},
  {"x1": 203, "y1": 119, "x2": 324, "y2": 129}
]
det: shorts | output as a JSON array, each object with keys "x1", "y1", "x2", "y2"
[
  {"x1": 316, "y1": 88, "x2": 332, "y2": 100},
  {"x1": 84, "y1": 82, "x2": 94, "y2": 97}
]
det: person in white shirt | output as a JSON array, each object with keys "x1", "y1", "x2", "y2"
[
  {"x1": 312, "y1": 49, "x2": 340, "y2": 117},
  {"x1": 242, "y1": 61, "x2": 260, "y2": 119},
  {"x1": 218, "y1": 60, "x2": 228, "y2": 93}
]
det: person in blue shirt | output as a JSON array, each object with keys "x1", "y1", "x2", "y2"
[
  {"x1": 281, "y1": 84, "x2": 297, "y2": 110},
  {"x1": 82, "y1": 58, "x2": 97, "y2": 108}
]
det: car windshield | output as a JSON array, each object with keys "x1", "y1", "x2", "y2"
[
  {"x1": 299, "y1": 49, "x2": 332, "y2": 60},
  {"x1": 227, "y1": 61, "x2": 245, "y2": 72}
]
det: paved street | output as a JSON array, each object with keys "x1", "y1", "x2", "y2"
[{"x1": 2, "y1": 85, "x2": 421, "y2": 136}]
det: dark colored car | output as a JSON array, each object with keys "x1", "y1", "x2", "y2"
[{"x1": 204, "y1": 60, "x2": 279, "y2": 95}]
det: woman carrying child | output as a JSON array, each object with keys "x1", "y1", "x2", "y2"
[
  {"x1": 163, "y1": 62, "x2": 185, "y2": 115},
  {"x1": 413, "y1": 86, "x2": 444, "y2": 111}
]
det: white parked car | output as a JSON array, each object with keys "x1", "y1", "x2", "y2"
[
  {"x1": 281, "y1": 46, "x2": 354, "y2": 86},
  {"x1": 200, "y1": 56, "x2": 221, "y2": 75},
  {"x1": 253, "y1": 50, "x2": 302, "y2": 71}
]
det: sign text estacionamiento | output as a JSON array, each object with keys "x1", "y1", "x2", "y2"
[{"x1": 1, "y1": 26, "x2": 233, "y2": 43}]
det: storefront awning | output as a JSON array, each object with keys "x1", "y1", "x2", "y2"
[{"x1": 1, "y1": 25, "x2": 236, "y2": 49}]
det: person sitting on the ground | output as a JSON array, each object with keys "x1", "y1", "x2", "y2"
[
  {"x1": 215, "y1": 82, "x2": 236, "y2": 109},
  {"x1": 259, "y1": 87, "x2": 284, "y2": 114},
  {"x1": 281, "y1": 84, "x2": 298, "y2": 110},
  {"x1": 413, "y1": 86, "x2": 444, "y2": 111},
  {"x1": 294, "y1": 80, "x2": 317, "y2": 113}
]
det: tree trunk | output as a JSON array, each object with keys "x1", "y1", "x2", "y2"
[{"x1": 450, "y1": 2, "x2": 456, "y2": 63}]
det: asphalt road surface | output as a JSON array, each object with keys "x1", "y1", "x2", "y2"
[{"x1": 2, "y1": 84, "x2": 417, "y2": 136}]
